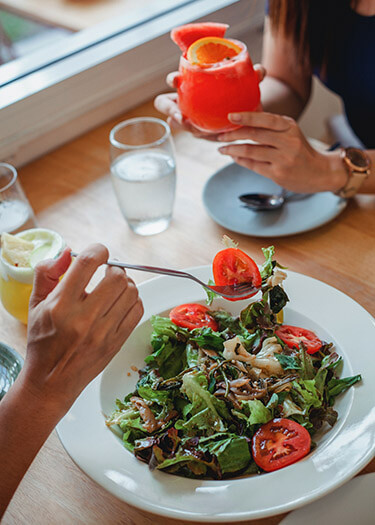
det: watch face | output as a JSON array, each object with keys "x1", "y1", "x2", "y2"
[{"x1": 346, "y1": 147, "x2": 370, "y2": 169}]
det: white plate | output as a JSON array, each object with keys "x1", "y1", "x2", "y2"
[
  {"x1": 280, "y1": 473, "x2": 375, "y2": 525},
  {"x1": 203, "y1": 163, "x2": 347, "y2": 237},
  {"x1": 57, "y1": 267, "x2": 375, "y2": 522}
]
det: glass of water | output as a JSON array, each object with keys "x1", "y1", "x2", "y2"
[
  {"x1": 109, "y1": 117, "x2": 176, "y2": 236},
  {"x1": 0, "y1": 163, "x2": 36, "y2": 234},
  {"x1": 0, "y1": 342, "x2": 24, "y2": 400}
]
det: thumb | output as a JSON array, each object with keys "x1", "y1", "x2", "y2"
[
  {"x1": 253, "y1": 64, "x2": 266, "y2": 84},
  {"x1": 166, "y1": 71, "x2": 180, "y2": 89},
  {"x1": 29, "y1": 247, "x2": 72, "y2": 308}
]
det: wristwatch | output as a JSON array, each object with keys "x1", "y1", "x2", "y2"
[{"x1": 336, "y1": 147, "x2": 371, "y2": 198}]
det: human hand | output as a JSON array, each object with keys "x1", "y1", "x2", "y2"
[
  {"x1": 23, "y1": 244, "x2": 143, "y2": 415},
  {"x1": 217, "y1": 112, "x2": 347, "y2": 193},
  {"x1": 154, "y1": 65, "x2": 266, "y2": 141}
]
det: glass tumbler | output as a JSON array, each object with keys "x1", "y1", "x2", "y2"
[
  {"x1": 0, "y1": 163, "x2": 36, "y2": 234},
  {"x1": 0, "y1": 342, "x2": 24, "y2": 400},
  {"x1": 109, "y1": 117, "x2": 176, "y2": 236}
]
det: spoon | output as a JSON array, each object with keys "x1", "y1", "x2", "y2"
[{"x1": 239, "y1": 189, "x2": 309, "y2": 211}]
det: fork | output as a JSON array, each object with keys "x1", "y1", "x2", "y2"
[{"x1": 70, "y1": 252, "x2": 260, "y2": 299}]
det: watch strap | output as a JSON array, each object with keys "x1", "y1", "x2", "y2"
[
  {"x1": 336, "y1": 170, "x2": 369, "y2": 199},
  {"x1": 335, "y1": 148, "x2": 371, "y2": 199}
]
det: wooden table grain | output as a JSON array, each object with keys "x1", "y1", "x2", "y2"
[{"x1": 1, "y1": 100, "x2": 375, "y2": 524}]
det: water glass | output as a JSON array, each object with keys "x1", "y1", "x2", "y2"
[
  {"x1": 109, "y1": 117, "x2": 176, "y2": 236},
  {"x1": 0, "y1": 342, "x2": 24, "y2": 400},
  {"x1": 0, "y1": 163, "x2": 37, "y2": 234}
]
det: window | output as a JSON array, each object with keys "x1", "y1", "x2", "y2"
[{"x1": 0, "y1": 0, "x2": 265, "y2": 165}]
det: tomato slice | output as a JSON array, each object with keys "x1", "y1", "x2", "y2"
[
  {"x1": 212, "y1": 248, "x2": 262, "y2": 302},
  {"x1": 276, "y1": 325, "x2": 322, "y2": 354},
  {"x1": 252, "y1": 418, "x2": 311, "y2": 472},
  {"x1": 169, "y1": 303, "x2": 218, "y2": 331}
]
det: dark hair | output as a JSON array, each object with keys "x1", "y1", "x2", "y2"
[{"x1": 268, "y1": 0, "x2": 357, "y2": 72}]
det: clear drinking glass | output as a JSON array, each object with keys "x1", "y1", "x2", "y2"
[
  {"x1": 109, "y1": 117, "x2": 176, "y2": 236},
  {"x1": 0, "y1": 342, "x2": 24, "y2": 400},
  {"x1": 0, "y1": 163, "x2": 37, "y2": 234}
]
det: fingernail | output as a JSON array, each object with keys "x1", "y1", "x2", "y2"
[
  {"x1": 218, "y1": 147, "x2": 227, "y2": 154},
  {"x1": 228, "y1": 113, "x2": 241, "y2": 123},
  {"x1": 217, "y1": 135, "x2": 226, "y2": 142},
  {"x1": 173, "y1": 112, "x2": 182, "y2": 124}
]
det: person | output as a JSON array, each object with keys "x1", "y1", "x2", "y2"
[
  {"x1": 0, "y1": 244, "x2": 143, "y2": 518},
  {"x1": 155, "y1": 0, "x2": 375, "y2": 197}
]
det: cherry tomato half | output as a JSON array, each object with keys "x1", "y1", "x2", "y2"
[
  {"x1": 212, "y1": 248, "x2": 262, "y2": 302},
  {"x1": 169, "y1": 303, "x2": 218, "y2": 331},
  {"x1": 275, "y1": 325, "x2": 322, "y2": 354},
  {"x1": 252, "y1": 418, "x2": 311, "y2": 472}
]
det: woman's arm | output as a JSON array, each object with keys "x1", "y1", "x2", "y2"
[
  {"x1": 260, "y1": 16, "x2": 312, "y2": 119},
  {"x1": 0, "y1": 244, "x2": 143, "y2": 518}
]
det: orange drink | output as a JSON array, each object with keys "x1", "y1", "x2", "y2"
[
  {"x1": 172, "y1": 23, "x2": 260, "y2": 132},
  {"x1": 0, "y1": 228, "x2": 65, "y2": 324}
]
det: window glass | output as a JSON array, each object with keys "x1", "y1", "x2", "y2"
[{"x1": 0, "y1": 0, "x2": 191, "y2": 83}]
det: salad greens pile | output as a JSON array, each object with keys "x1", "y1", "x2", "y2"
[{"x1": 106, "y1": 247, "x2": 361, "y2": 479}]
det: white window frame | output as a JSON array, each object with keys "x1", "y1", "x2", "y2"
[{"x1": 0, "y1": 0, "x2": 265, "y2": 166}]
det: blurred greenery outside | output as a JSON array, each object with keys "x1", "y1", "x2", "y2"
[{"x1": 0, "y1": 9, "x2": 44, "y2": 42}]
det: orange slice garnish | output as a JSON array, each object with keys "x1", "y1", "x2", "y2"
[{"x1": 187, "y1": 36, "x2": 242, "y2": 66}]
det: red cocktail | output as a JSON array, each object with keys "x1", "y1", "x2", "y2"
[{"x1": 172, "y1": 23, "x2": 260, "y2": 133}]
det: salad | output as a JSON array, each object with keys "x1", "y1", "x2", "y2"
[{"x1": 106, "y1": 241, "x2": 361, "y2": 479}]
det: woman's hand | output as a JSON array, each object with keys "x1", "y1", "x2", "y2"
[
  {"x1": 154, "y1": 66, "x2": 266, "y2": 141},
  {"x1": 24, "y1": 243, "x2": 143, "y2": 414},
  {"x1": 217, "y1": 112, "x2": 347, "y2": 193}
]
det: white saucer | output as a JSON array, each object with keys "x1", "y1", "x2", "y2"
[
  {"x1": 280, "y1": 473, "x2": 375, "y2": 525},
  {"x1": 203, "y1": 163, "x2": 347, "y2": 237}
]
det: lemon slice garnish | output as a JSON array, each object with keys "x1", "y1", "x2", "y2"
[{"x1": 1, "y1": 232, "x2": 34, "y2": 268}]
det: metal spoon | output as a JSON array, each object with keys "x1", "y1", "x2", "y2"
[{"x1": 239, "y1": 188, "x2": 310, "y2": 211}]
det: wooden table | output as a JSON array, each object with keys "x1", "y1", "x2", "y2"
[
  {"x1": 2, "y1": 100, "x2": 375, "y2": 524},
  {"x1": 0, "y1": 0, "x2": 154, "y2": 31}
]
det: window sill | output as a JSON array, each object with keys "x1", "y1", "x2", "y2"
[{"x1": 0, "y1": 0, "x2": 265, "y2": 166}]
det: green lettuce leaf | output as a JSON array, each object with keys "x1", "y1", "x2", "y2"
[
  {"x1": 240, "y1": 297, "x2": 275, "y2": 332},
  {"x1": 202, "y1": 434, "x2": 251, "y2": 473},
  {"x1": 260, "y1": 246, "x2": 275, "y2": 280},
  {"x1": 137, "y1": 385, "x2": 171, "y2": 406},
  {"x1": 105, "y1": 404, "x2": 140, "y2": 427},
  {"x1": 327, "y1": 374, "x2": 362, "y2": 405},
  {"x1": 291, "y1": 379, "x2": 322, "y2": 413},
  {"x1": 144, "y1": 316, "x2": 189, "y2": 378},
  {"x1": 281, "y1": 395, "x2": 304, "y2": 417},
  {"x1": 275, "y1": 353, "x2": 301, "y2": 370},
  {"x1": 190, "y1": 326, "x2": 224, "y2": 352},
  {"x1": 211, "y1": 310, "x2": 242, "y2": 333},
  {"x1": 150, "y1": 315, "x2": 189, "y2": 340},
  {"x1": 266, "y1": 392, "x2": 279, "y2": 411},
  {"x1": 122, "y1": 426, "x2": 149, "y2": 452},
  {"x1": 241, "y1": 399, "x2": 273, "y2": 426},
  {"x1": 185, "y1": 343, "x2": 199, "y2": 367},
  {"x1": 205, "y1": 279, "x2": 219, "y2": 306},
  {"x1": 145, "y1": 339, "x2": 186, "y2": 378},
  {"x1": 179, "y1": 372, "x2": 229, "y2": 434},
  {"x1": 314, "y1": 352, "x2": 343, "y2": 394},
  {"x1": 298, "y1": 347, "x2": 315, "y2": 380}
]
